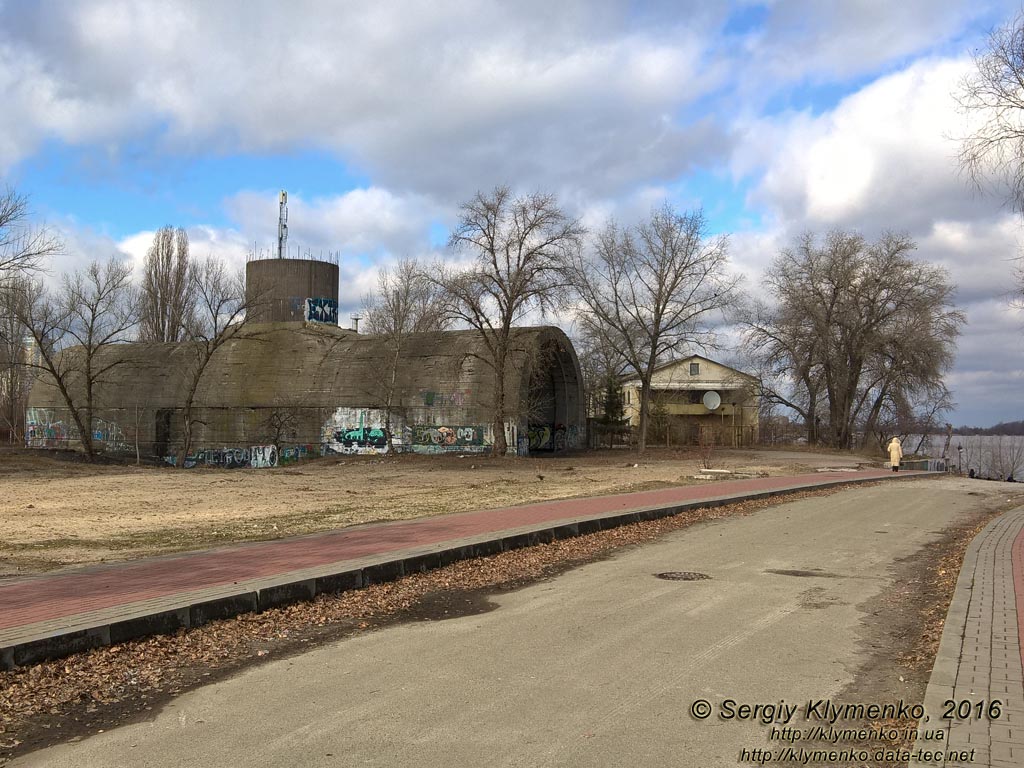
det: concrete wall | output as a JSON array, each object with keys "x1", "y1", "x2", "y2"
[{"x1": 26, "y1": 323, "x2": 586, "y2": 464}]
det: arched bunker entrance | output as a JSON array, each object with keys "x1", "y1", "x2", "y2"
[{"x1": 523, "y1": 332, "x2": 584, "y2": 452}]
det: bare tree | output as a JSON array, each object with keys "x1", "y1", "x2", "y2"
[
  {"x1": 565, "y1": 204, "x2": 739, "y2": 452},
  {"x1": 16, "y1": 259, "x2": 139, "y2": 460},
  {"x1": 363, "y1": 258, "x2": 448, "y2": 337},
  {"x1": 437, "y1": 186, "x2": 584, "y2": 456},
  {"x1": 956, "y1": 13, "x2": 1024, "y2": 306},
  {"x1": 176, "y1": 257, "x2": 260, "y2": 465},
  {"x1": 740, "y1": 297, "x2": 824, "y2": 445},
  {"x1": 0, "y1": 188, "x2": 61, "y2": 442},
  {"x1": 0, "y1": 278, "x2": 34, "y2": 442},
  {"x1": 140, "y1": 226, "x2": 195, "y2": 342},
  {"x1": 259, "y1": 395, "x2": 303, "y2": 451},
  {"x1": 957, "y1": 13, "x2": 1024, "y2": 214},
  {"x1": 869, "y1": 383, "x2": 954, "y2": 453},
  {"x1": 697, "y1": 422, "x2": 718, "y2": 469},
  {"x1": 1017, "y1": 259, "x2": 1024, "y2": 309},
  {"x1": 575, "y1": 327, "x2": 628, "y2": 448},
  {"x1": 742, "y1": 231, "x2": 964, "y2": 449},
  {"x1": 986, "y1": 435, "x2": 1024, "y2": 480},
  {"x1": 0, "y1": 187, "x2": 62, "y2": 279},
  {"x1": 361, "y1": 257, "x2": 448, "y2": 438}
]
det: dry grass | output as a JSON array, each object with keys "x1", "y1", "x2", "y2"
[{"x1": 0, "y1": 446, "x2": 877, "y2": 575}]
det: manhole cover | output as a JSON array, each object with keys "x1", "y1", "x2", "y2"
[{"x1": 655, "y1": 571, "x2": 711, "y2": 581}]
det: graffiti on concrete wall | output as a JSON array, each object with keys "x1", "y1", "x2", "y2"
[
  {"x1": 304, "y1": 297, "x2": 338, "y2": 325},
  {"x1": 26, "y1": 410, "x2": 138, "y2": 454},
  {"x1": 250, "y1": 445, "x2": 278, "y2": 468},
  {"x1": 279, "y1": 444, "x2": 317, "y2": 464},
  {"x1": 164, "y1": 445, "x2": 279, "y2": 469},
  {"x1": 410, "y1": 424, "x2": 490, "y2": 454},
  {"x1": 527, "y1": 424, "x2": 580, "y2": 451},
  {"x1": 566, "y1": 424, "x2": 581, "y2": 449},
  {"x1": 321, "y1": 407, "x2": 395, "y2": 455},
  {"x1": 418, "y1": 389, "x2": 471, "y2": 408},
  {"x1": 25, "y1": 408, "x2": 76, "y2": 447},
  {"x1": 326, "y1": 426, "x2": 390, "y2": 455},
  {"x1": 528, "y1": 425, "x2": 552, "y2": 450},
  {"x1": 166, "y1": 447, "x2": 251, "y2": 469},
  {"x1": 93, "y1": 418, "x2": 129, "y2": 453}
]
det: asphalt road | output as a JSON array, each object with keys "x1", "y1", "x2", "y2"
[{"x1": 13, "y1": 478, "x2": 1014, "y2": 768}]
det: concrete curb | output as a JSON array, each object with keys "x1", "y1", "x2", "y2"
[
  {"x1": 915, "y1": 504, "x2": 1024, "y2": 766},
  {"x1": 0, "y1": 471, "x2": 936, "y2": 670},
  {"x1": 916, "y1": 514, "x2": 992, "y2": 760}
]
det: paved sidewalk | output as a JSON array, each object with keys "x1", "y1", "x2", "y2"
[
  {"x1": 919, "y1": 505, "x2": 1024, "y2": 767},
  {"x1": 1, "y1": 468, "x2": 918, "y2": 669}
]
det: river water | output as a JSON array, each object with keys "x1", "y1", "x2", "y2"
[{"x1": 910, "y1": 434, "x2": 1024, "y2": 481}]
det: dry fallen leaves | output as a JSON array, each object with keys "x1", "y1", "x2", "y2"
[{"x1": 0, "y1": 482, "x2": 891, "y2": 758}]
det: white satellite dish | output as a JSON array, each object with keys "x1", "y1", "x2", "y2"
[{"x1": 702, "y1": 390, "x2": 722, "y2": 411}]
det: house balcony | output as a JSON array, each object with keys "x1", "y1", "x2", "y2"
[{"x1": 661, "y1": 403, "x2": 742, "y2": 416}]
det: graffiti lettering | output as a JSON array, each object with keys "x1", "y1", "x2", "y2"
[
  {"x1": 250, "y1": 445, "x2": 279, "y2": 468},
  {"x1": 409, "y1": 424, "x2": 490, "y2": 454},
  {"x1": 304, "y1": 297, "x2": 339, "y2": 325},
  {"x1": 25, "y1": 408, "x2": 76, "y2": 448},
  {"x1": 321, "y1": 407, "x2": 395, "y2": 455},
  {"x1": 324, "y1": 426, "x2": 390, "y2": 456},
  {"x1": 93, "y1": 418, "x2": 129, "y2": 453},
  {"x1": 164, "y1": 446, "x2": 264, "y2": 469},
  {"x1": 279, "y1": 444, "x2": 316, "y2": 464},
  {"x1": 528, "y1": 424, "x2": 580, "y2": 451},
  {"x1": 528, "y1": 425, "x2": 552, "y2": 450}
]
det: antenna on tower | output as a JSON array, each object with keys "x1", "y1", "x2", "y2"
[{"x1": 277, "y1": 190, "x2": 289, "y2": 259}]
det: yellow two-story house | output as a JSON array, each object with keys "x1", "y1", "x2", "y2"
[{"x1": 621, "y1": 355, "x2": 759, "y2": 446}]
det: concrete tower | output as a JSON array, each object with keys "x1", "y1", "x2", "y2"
[
  {"x1": 246, "y1": 258, "x2": 340, "y2": 325},
  {"x1": 245, "y1": 190, "x2": 340, "y2": 325}
]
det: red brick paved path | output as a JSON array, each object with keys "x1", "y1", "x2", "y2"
[{"x1": 0, "y1": 469, "x2": 903, "y2": 635}]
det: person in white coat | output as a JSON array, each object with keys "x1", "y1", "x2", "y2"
[{"x1": 888, "y1": 437, "x2": 903, "y2": 472}]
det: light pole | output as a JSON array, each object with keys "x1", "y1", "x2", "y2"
[{"x1": 958, "y1": 444, "x2": 963, "y2": 475}]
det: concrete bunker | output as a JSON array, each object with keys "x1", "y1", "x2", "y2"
[{"x1": 25, "y1": 322, "x2": 586, "y2": 465}]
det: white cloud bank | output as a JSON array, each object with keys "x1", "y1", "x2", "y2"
[
  {"x1": 7, "y1": 0, "x2": 1024, "y2": 425},
  {"x1": 730, "y1": 53, "x2": 1024, "y2": 425}
]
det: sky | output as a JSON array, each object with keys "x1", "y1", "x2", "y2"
[{"x1": 2, "y1": 0, "x2": 1024, "y2": 428}]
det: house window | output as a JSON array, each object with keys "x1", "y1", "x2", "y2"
[{"x1": 689, "y1": 362, "x2": 700, "y2": 376}]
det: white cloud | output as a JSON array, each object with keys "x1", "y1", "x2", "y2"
[
  {"x1": 738, "y1": 57, "x2": 1002, "y2": 233},
  {"x1": 116, "y1": 225, "x2": 253, "y2": 281},
  {"x1": 918, "y1": 217, "x2": 1024, "y2": 305},
  {"x1": 736, "y1": 0, "x2": 999, "y2": 88},
  {"x1": 728, "y1": 53, "x2": 1024, "y2": 425},
  {"x1": 222, "y1": 187, "x2": 443, "y2": 261},
  {"x1": 111, "y1": 187, "x2": 455, "y2": 323},
  {"x1": 7, "y1": 1, "x2": 1024, "y2": 426},
  {"x1": 0, "y1": 1, "x2": 731, "y2": 198}
]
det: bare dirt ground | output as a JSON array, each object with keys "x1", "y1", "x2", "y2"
[
  {"x1": 2, "y1": 479, "x2": 1019, "y2": 766},
  {"x1": 0, "y1": 445, "x2": 880, "y2": 576}
]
